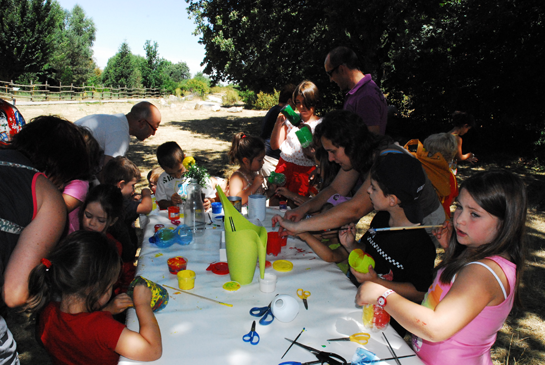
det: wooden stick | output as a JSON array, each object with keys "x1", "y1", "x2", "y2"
[
  {"x1": 162, "y1": 284, "x2": 233, "y2": 307},
  {"x1": 370, "y1": 225, "x2": 443, "y2": 233}
]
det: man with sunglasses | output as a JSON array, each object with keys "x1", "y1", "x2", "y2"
[
  {"x1": 76, "y1": 101, "x2": 161, "y2": 168},
  {"x1": 324, "y1": 47, "x2": 388, "y2": 135}
]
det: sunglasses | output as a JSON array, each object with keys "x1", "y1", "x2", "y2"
[{"x1": 326, "y1": 65, "x2": 340, "y2": 77}]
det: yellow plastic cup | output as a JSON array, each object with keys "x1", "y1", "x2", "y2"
[{"x1": 177, "y1": 269, "x2": 196, "y2": 290}]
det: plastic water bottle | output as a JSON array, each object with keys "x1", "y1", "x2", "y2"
[{"x1": 184, "y1": 179, "x2": 205, "y2": 237}]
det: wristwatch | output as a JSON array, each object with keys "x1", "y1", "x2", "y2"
[{"x1": 377, "y1": 289, "x2": 395, "y2": 308}]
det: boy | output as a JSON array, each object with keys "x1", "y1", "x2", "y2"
[
  {"x1": 339, "y1": 153, "x2": 436, "y2": 336},
  {"x1": 101, "y1": 156, "x2": 153, "y2": 263},
  {"x1": 155, "y1": 141, "x2": 220, "y2": 210}
]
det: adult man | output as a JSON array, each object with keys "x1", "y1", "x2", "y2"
[
  {"x1": 75, "y1": 101, "x2": 161, "y2": 167},
  {"x1": 324, "y1": 47, "x2": 388, "y2": 135}
]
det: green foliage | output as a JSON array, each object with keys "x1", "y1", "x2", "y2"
[
  {"x1": 165, "y1": 61, "x2": 190, "y2": 82},
  {"x1": 101, "y1": 42, "x2": 142, "y2": 88},
  {"x1": 254, "y1": 90, "x2": 279, "y2": 110},
  {"x1": 48, "y1": 4, "x2": 96, "y2": 86},
  {"x1": 0, "y1": 0, "x2": 58, "y2": 81},
  {"x1": 185, "y1": 78, "x2": 209, "y2": 97},
  {"x1": 222, "y1": 89, "x2": 239, "y2": 106},
  {"x1": 141, "y1": 40, "x2": 167, "y2": 89},
  {"x1": 236, "y1": 88, "x2": 256, "y2": 108}
]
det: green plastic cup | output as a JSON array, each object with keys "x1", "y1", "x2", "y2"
[
  {"x1": 295, "y1": 127, "x2": 313, "y2": 148},
  {"x1": 280, "y1": 105, "x2": 301, "y2": 126}
]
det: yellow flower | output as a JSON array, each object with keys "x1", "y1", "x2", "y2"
[{"x1": 183, "y1": 156, "x2": 196, "y2": 169}]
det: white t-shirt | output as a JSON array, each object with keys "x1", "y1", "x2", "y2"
[
  {"x1": 280, "y1": 117, "x2": 322, "y2": 167},
  {"x1": 155, "y1": 172, "x2": 216, "y2": 202},
  {"x1": 75, "y1": 113, "x2": 130, "y2": 158}
]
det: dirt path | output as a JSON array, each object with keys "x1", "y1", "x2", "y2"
[{"x1": 7, "y1": 98, "x2": 545, "y2": 364}]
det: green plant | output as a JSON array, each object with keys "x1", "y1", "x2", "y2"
[
  {"x1": 186, "y1": 78, "x2": 209, "y2": 97},
  {"x1": 222, "y1": 89, "x2": 240, "y2": 106},
  {"x1": 254, "y1": 90, "x2": 279, "y2": 110},
  {"x1": 237, "y1": 89, "x2": 256, "y2": 108}
]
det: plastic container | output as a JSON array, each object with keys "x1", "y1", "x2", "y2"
[
  {"x1": 149, "y1": 225, "x2": 193, "y2": 247},
  {"x1": 280, "y1": 105, "x2": 301, "y2": 126},
  {"x1": 167, "y1": 256, "x2": 188, "y2": 274},
  {"x1": 211, "y1": 202, "x2": 222, "y2": 214},
  {"x1": 362, "y1": 304, "x2": 390, "y2": 331},
  {"x1": 127, "y1": 276, "x2": 169, "y2": 312},
  {"x1": 259, "y1": 273, "x2": 277, "y2": 293},
  {"x1": 177, "y1": 269, "x2": 196, "y2": 290},
  {"x1": 167, "y1": 206, "x2": 180, "y2": 220}
]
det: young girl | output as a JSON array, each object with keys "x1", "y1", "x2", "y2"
[
  {"x1": 63, "y1": 126, "x2": 103, "y2": 234},
  {"x1": 270, "y1": 80, "x2": 322, "y2": 197},
  {"x1": 449, "y1": 111, "x2": 478, "y2": 165},
  {"x1": 227, "y1": 132, "x2": 267, "y2": 205},
  {"x1": 356, "y1": 170, "x2": 527, "y2": 365},
  {"x1": 25, "y1": 231, "x2": 162, "y2": 364},
  {"x1": 80, "y1": 184, "x2": 134, "y2": 297}
]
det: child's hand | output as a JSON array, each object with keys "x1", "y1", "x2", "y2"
[
  {"x1": 171, "y1": 193, "x2": 183, "y2": 205},
  {"x1": 141, "y1": 188, "x2": 152, "y2": 197},
  {"x1": 275, "y1": 187, "x2": 292, "y2": 199},
  {"x1": 252, "y1": 175, "x2": 264, "y2": 190},
  {"x1": 339, "y1": 223, "x2": 357, "y2": 251},
  {"x1": 356, "y1": 281, "x2": 388, "y2": 307},
  {"x1": 103, "y1": 293, "x2": 133, "y2": 315},
  {"x1": 350, "y1": 265, "x2": 379, "y2": 284},
  {"x1": 203, "y1": 198, "x2": 212, "y2": 211},
  {"x1": 132, "y1": 283, "x2": 153, "y2": 308},
  {"x1": 433, "y1": 220, "x2": 452, "y2": 250}
]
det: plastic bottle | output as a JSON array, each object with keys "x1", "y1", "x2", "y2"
[{"x1": 184, "y1": 179, "x2": 206, "y2": 237}]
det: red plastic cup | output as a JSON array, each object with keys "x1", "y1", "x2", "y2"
[
  {"x1": 167, "y1": 256, "x2": 187, "y2": 274},
  {"x1": 267, "y1": 231, "x2": 282, "y2": 256}
]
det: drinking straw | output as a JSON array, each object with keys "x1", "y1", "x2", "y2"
[{"x1": 162, "y1": 284, "x2": 233, "y2": 307}]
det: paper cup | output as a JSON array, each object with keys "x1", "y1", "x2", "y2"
[
  {"x1": 259, "y1": 273, "x2": 277, "y2": 293},
  {"x1": 248, "y1": 194, "x2": 266, "y2": 222},
  {"x1": 177, "y1": 269, "x2": 196, "y2": 290}
]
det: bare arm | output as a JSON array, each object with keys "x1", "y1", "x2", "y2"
[
  {"x1": 297, "y1": 232, "x2": 348, "y2": 263},
  {"x1": 3, "y1": 175, "x2": 66, "y2": 307},
  {"x1": 269, "y1": 114, "x2": 288, "y2": 150},
  {"x1": 367, "y1": 125, "x2": 380, "y2": 135},
  {"x1": 275, "y1": 173, "x2": 373, "y2": 234},
  {"x1": 454, "y1": 135, "x2": 477, "y2": 163},
  {"x1": 115, "y1": 285, "x2": 162, "y2": 361},
  {"x1": 136, "y1": 188, "x2": 153, "y2": 214},
  {"x1": 229, "y1": 172, "x2": 264, "y2": 205},
  {"x1": 356, "y1": 261, "x2": 507, "y2": 342},
  {"x1": 281, "y1": 168, "x2": 360, "y2": 223},
  {"x1": 62, "y1": 193, "x2": 83, "y2": 213}
]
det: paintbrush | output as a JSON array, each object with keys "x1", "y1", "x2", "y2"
[
  {"x1": 281, "y1": 328, "x2": 305, "y2": 359},
  {"x1": 369, "y1": 225, "x2": 443, "y2": 234},
  {"x1": 162, "y1": 284, "x2": 233, "y2": 307}
]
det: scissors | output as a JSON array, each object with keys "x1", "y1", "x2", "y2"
[
  {"x1": 279, "y1": 338, "x2": 347, "y2": 365},
  {"x1": 297, "y1": 289, "x2": 311, "y2": 310},
  {"x1": 242, "y1": 321, "x2": 260, "y2": 345},
  {"x1": 250, "y1": 299, "x2": 275, "y2": 325},
  {"x1": 327, "y1": 332, "x2": 370, "y2": 345}
]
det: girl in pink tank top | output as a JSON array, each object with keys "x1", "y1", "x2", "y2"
[{"x1": 355, "y1": 170, "x2": 527, "y2": 365}]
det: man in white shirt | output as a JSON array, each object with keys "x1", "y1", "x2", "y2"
[{"x1": 75, "y1": 101, "x2": 161, "y2": 167}]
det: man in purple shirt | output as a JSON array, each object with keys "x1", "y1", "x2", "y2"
[{"x1": 324, "y1": 47, "x2": 388, "y2": 135}]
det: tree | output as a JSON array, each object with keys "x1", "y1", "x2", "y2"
[
  {"x1": 0, "y1": 0, "x2": 57, "y2": 81},
  {"x1": 101, "y1": 42, "x2": 141, "y2": 88},
  {"x1": 141, "y1": 40, "x2": 166, "y2": 89},
  {"x1": 165, "y1": 61, "x2": 190, "y2": 82},
  {"x1": 48, "y1": 4, "x2": 97, "y2": 85}
]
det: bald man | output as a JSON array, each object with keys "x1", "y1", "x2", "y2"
[{"x1": 75, "y1": 101, "x2": 161, "y2": 167}]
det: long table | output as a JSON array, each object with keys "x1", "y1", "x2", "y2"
[{"x1": 119, "y1": 208, "x2": 423, "y2": 365}]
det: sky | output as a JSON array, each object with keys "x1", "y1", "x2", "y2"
[{"x1": 55, "y1": 0, "x2": 206, "y2": 76}]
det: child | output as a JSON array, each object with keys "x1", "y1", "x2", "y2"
[
  {"x1": 101, "y1": 156, "x2": 152, "y2": 265},
  {"x1": 63, "y1": 126, "x2": 103, "y2": 234},
  {"x1": 80, "y1": 184, "x2": 134, "y2": 296},
  {"x1": 227, "y1": 132, "x2": 267, "y2": 205},
  {"x1": 147, "y1": 167, "x2": 164, "y2": 195},
  {"x1": 449, "y1": 111, "x2": 478, "y2": 165},
  {"x1": 340, "y1": 153, "x2": 436, "y2": 336},
  {"x1": 270, "y1": 80, "x2": 322, "y2": 197},
  {"x1": 356, "y1": 170, "x2": 527, "y2": 365},
  {"x1": 423, "y1": 132, "x2": 459, "y2": 217},
  {"x1": 25, "y1": 231, "x2": 162, "y2": 364},
  {"x1": 154, "y1": 142, "x2": 222, "y2": 210}
]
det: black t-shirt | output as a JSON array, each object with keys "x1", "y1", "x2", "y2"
[{"x1": 260, "y1": 105, "x2": 282, "y2": 159}]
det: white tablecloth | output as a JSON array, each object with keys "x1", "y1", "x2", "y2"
[{"x1": 119, "y1": 208, "x2": 424, "y2": 365}]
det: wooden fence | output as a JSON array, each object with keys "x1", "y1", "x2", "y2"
[{"x1": 0, "y1": 80, "x2": 165, "y2": 103}]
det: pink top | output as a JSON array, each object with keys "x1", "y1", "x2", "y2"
[
  {"x1": 412, "y1": 256, "x2": 516, "y2": 365},
  {"x1": 63, "y1": 179, "x2": 89, "y2": 234}
]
